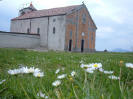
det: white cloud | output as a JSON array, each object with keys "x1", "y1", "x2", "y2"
[
  {"x1": 98, "y1": 26, "x2": 114, "y2": 33},
  {"x1": 96, "y1": 26, "x2": 114, "y2": 39},
  {"x1": 32, "y1": 0, "x2": 72, "y2": 9}
]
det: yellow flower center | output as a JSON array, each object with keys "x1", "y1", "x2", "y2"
[
  {"x1": 37, "y1": 74, "x2": 41, "y2": 77},
  {"x1": 94, "y1": 64, "x2": 98, "y2": 68},
  {"x1": 120, "y1": 61, "x2": 123, "y2": 64},
  {"x1": 120, "y1": 61, "x2": 124, "y2": 66},
  {"x1": 69, "y1": 77, "x2": 73, "y2": 81},
  {"x1": 69, "y1": 77, "x2": 74, "y2": 82}
]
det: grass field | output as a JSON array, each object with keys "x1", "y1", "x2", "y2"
[{"x1": 0, "y1": 48, "x2": 133, "y2": 99}]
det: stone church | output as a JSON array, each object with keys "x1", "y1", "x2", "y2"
[{"x1": 10, "y1": 3, "x2": 97, "y2": 52}]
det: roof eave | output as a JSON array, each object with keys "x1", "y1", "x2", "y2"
[{"x1": 11, "y1": 13, "x2": 66, "y2": 21}]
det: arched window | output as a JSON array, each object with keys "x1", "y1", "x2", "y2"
[
  {"x1": 37, "y1": 28, "x2": 40, "y2": 34},
  {"x1": 53, "y1": 27, "x2": 55, "y2": 34},
  {"x1": 27, "y1": 28, "x2": 30, "y2": 34}
]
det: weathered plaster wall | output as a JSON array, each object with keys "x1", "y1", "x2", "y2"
[
  {"x1": 10, "y1": 17, "x2": 48, "y2": 48},
  {"x1": 30, "y1": 17, "x2": 48, "y2": 48},
  {"x1": 10, "y1": 20, "x2": 30, "y2": 33},
  {"x1": 0, "y1": 32, "x2": 40, "y2": 48},
  {"x1": 10, "y1": 15, "x2": 66, "y2": 51},
  {"x1": 48, "y1": 15, "x2": 66, "y2": 51}
]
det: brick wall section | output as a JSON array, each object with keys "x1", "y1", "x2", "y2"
[
  {"x1": 65, "y1": 12, "x2": 77, "y2": 49},
  {"x1": 65, "y1": 6, "x2": 97, "y2": 52},
  {"x1": 78, "y1": 7, "x2": 89, "y2": 49}
]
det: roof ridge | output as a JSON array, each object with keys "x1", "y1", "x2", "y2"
[
  {"x1": 38, "y1": 4, "x2": 81, "y2": 11},
  {"x1": 12, "y1": 4, "x2": 81, "y2": 20}
]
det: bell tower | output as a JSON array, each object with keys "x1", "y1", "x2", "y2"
[{"x1": 19, "y1": 2, "x2": 37, "y2": 16}]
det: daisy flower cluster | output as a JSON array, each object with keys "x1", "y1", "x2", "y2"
[
  {"x1": 80, "y1": 63, "x2": 119, "y2": 80},
  {"x1": 52, "y1": 68, "x2": 76, "y2": 87},
  {"x1": 52, "y1": 68, "x2": 66, "y2": 87},
  {"x1": 8, "y1": 66, "x2": 44, "y2": 78}
]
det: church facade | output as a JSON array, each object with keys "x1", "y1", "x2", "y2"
[{"x1": 10, "y1": 3, "x2": 97, "y2": 52}]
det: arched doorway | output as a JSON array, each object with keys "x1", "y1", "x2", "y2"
[
  {"x1": 81, "y1": 39, "x2": 84, "y2": 52},
  {"x1": 69, "y1": 40, "x2": 72, "y2": 51}
]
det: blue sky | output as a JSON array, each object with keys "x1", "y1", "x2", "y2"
[{"x1": 0, "y1": 0, "x2": 133, "y2": 51}]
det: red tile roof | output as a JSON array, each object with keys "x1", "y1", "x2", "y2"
[{"x1": 12, "y1": 5, "x2": 81, "y2": 20}]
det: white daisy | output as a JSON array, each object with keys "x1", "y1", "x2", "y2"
[
  {"x1": 37, "y1": 91, "x2": 45, "y2": 98},
  {"x1": 108, "y1": 75, "x2": 120, "y2": 80},
  {"x1": 34, "y1": 68, "x2": 41, "y2": 73},
  {"x1": 0, "y1": 79, "x2": 6, "y2": 85},
  {"x1": 37, "y1": 91, "x2": 48, "y2": 99},
  {"x1": 28, "y1": 67, "x2": 35, "y2": 73},
  {"x1": 20, "y1": 67, "x2": 29, "y2": 74},
  {"x1": 99, "y1": 68, "x2": 104, "y2": 72},
  {"x1": 80, "y1": 64, "x2": 91, "y2": 69},
  {"x1": 103, "y1": 71, "x2": 114, "y2": 74},
  {"x1": 57, "y1": 74, "x2": 67, "y2": 79},
  {"x1": 71, "y1": 71, "x2": 76, "y2": 76},
  {"x1": 52, "y1": 80, "x2": 61, "y2": 87},
  {"x1": 55, "y1": 69, "x2": 60, "y2": 74},
  {"x1": 8, "y1": 69, "x2": 20, "y2": 75},
  {"x1": 92, "y1": 63, "x2": 102, "y2": 69},
  {"x1": 125, "y1": 63, "x2": 133, "y2": 68},
  {"x1": 33, "y1": 72, "x2": 44, "y2": 78}
]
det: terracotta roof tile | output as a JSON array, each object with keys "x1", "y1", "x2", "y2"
[{"x1": 12, "y1": 5, "x2": 81, "y2": 20}]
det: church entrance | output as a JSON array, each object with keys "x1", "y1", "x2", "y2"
[
  {"x1": 69, "y1": 40, "x2": 72, "y2": 51},
  {"x1": 81, "y1": 39, "x2": 84, "y2": 52}
]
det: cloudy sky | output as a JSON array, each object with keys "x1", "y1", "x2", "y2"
[{"x1": 0, "y1": 0, "x2": 133, "y2": 51}]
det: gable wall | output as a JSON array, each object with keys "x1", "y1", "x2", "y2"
[{"x1": 65, "y1": 5, "x2": 96, "y2": 52}]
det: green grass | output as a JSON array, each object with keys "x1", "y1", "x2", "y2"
[{"x1": 0, "y1": 48, "x2": 133, "y2": 99}]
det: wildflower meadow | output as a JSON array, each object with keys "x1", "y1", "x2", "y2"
[{"x1": 0, "y1": 48, "x2": 133, "y2": 99}]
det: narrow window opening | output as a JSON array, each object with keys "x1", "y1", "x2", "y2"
[
  {"x1": 82, "y1": 13, "x2": 86, "y2": 24},
  {"x1": 81, "y1": 39, "x2": 84, "y2": 52},
  {"x1": 27, "y1": 28, "x2": 30, "y2": 34},
  {"x1": 69, "y1": 40, "x2": 72, "y2": 51},
  {"x1": 53, "y1": 27, "x2": 55, "y2": 34},
  {"x1": 37, "y1": 28, "x2": 40, "y2": 34},
  {"x1": 91, "y1": 33, "x2": 93, "y2": 41}
]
